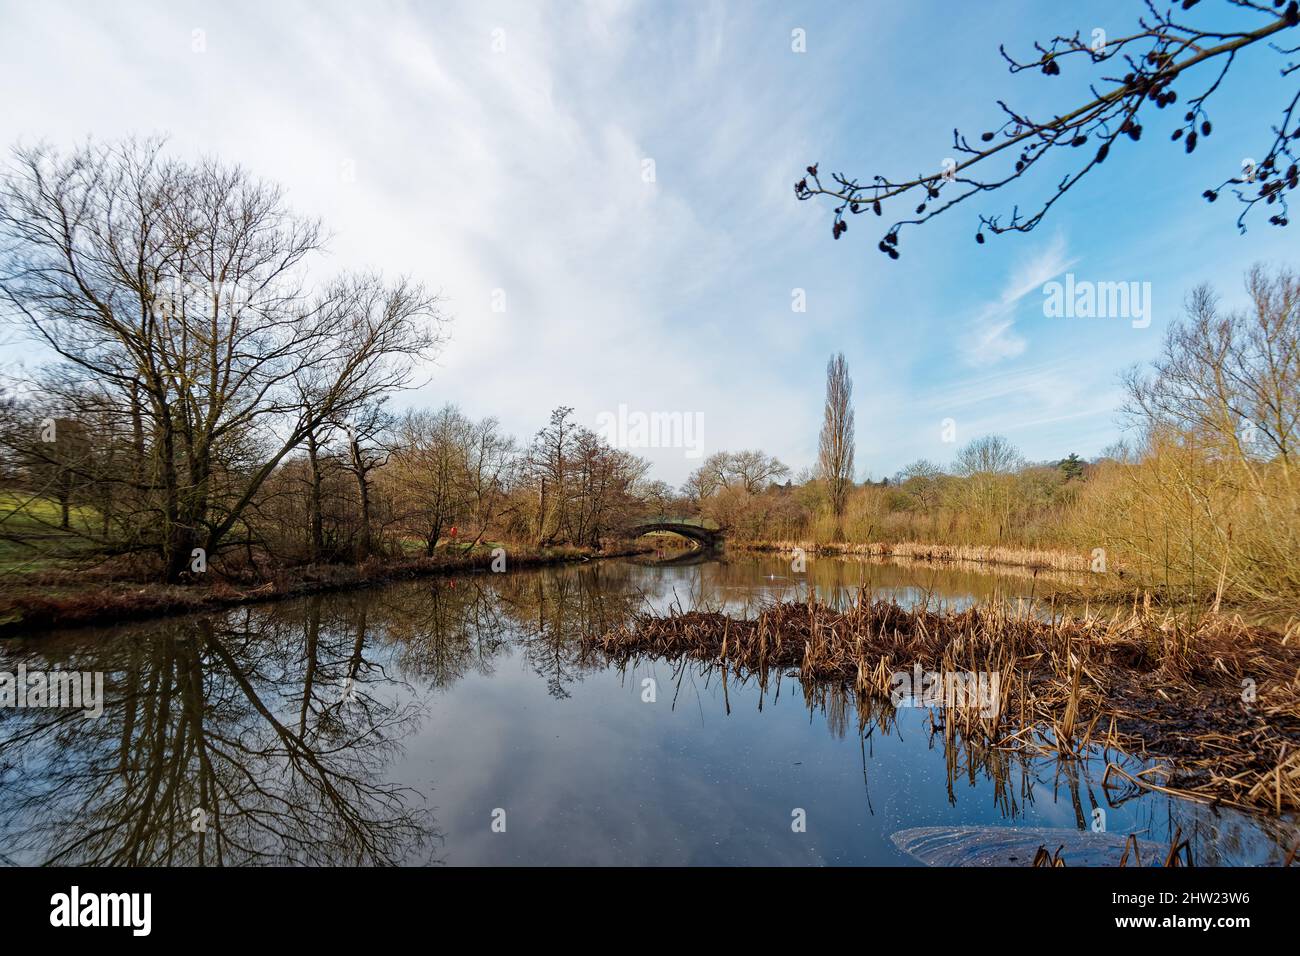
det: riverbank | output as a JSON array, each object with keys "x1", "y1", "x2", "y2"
[
  {"x1": 0, "y1": 542, "x2": 652, "y2": 637},
  {"x1": 729, "y1": 539, "x2": 1280, "y2": 612},
  {"x1": 734, "y1": 539, "x2": 1096, "y2": 572},
  {"x1": 589, "y1": 596, "x2": 1300, "y2": 816}
]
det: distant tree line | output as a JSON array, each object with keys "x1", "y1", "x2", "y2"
[
  {"x1": 681, "y1": 266, "x2": 1298, "y2": 606},
  {"x1": 680, "y1": 432, "x2": 1090, "y2": 546}
]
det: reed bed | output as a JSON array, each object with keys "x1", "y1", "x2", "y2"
[
  {"x1": 741, "y1": 540, "x2": 1096, "y2": 573},
  {"x1": 589, "y1": 593, "x2": 1300, "y2": 815}
]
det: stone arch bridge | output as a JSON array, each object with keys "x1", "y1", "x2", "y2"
[{"x1": 628, "y1": 516, "x2": 722, "y2": 548}]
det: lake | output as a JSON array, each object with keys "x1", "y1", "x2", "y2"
[{"x1": 0, "y1": 553, "x2": 1294, "y2": 866}]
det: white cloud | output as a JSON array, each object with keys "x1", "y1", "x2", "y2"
[
  {"x1": 0, "y1": 0, "x2": 848, "y2": 485},
  {"x1": 962, "y1": 233, "x2": 1075, "y2": 365},
  {"x1": 1, "y1": 1, "x2": 1166, "y2": 485}
]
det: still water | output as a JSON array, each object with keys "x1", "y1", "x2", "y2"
[{"x1": 0, "y1": 554, "x2": 1294, "y2": 866}]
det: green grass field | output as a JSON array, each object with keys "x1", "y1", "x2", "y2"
[{"x1": 0, "y1": 490, "x2": 101, "y2": 573}]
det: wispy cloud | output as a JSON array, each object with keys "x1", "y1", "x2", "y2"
[
  {"x1": 962, "y1": 233, "x2": 1075, "y2": 365},
  {"x1": 6, "y1": 1, "x2": 1285, "y2": 481}
]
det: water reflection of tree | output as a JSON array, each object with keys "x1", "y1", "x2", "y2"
[
  {"x1": 374, "y1": 576, "x2": 515, "y2": 688},
  {"x1": 372, "y1": 564, "x2": 648, "y2": 700},
  {"x1": 0, "y1": 561, "x2": 656, "y2": 865},
  {"x1": 617, "y1": 554, "x2": 1064, "y2": 621},
  {"x1": 0, "y1": 606, "x2": 438, "y2": 865},
  {"x1": 703, "y1": 555, "x2": 1063, "y2": 611},
  {"x1": 505, "y1": 563, "x2": 646, "y2": 699},
  {"x1": 6, "y1": 559, "x2": 1291, "y2": 866}
]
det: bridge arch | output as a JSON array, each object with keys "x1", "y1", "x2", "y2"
[{"x1": 629, "y1": 516, "x2": 722, "y2": 548}]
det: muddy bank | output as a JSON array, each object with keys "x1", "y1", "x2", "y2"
[{"x1": 0, "y1": 543, "x2": 652, "y2": 637}]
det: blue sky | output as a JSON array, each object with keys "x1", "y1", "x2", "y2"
[{"x1": 1, "y1": 0, "x2": 1297, "y2": 486}]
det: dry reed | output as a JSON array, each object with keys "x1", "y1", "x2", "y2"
[
  {"x1": 740, "y1": 540, "x2": 1097, "y2": 573},
  {"x1": 589, "y1": 593, "x2": 1300, "y2": 815}
]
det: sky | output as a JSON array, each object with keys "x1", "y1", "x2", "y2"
[{"x1": 1, "y1": 0, "x2": 1297, "y2": 487}]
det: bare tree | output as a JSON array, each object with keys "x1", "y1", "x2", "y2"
[
  {"x1": 722, "y1": 450, "x2": 790, "y2": 494},
  {"x1": 388, "y1": 405, "x2": 473, "y2": 556},
  {"x1": 0, "y1": 139, "x2": 445, "y2": 580},
  {"x1": 955, "y1": 435, "x2": 1024, "y2": 476},
  {"x1": 566, "y1": 430, "x2": 649, "y2": 547},
  {"x1": 682, "y1": 451, "x2": 729, "y2": 504},
  {"x1": 818, "y1": 352, "x2": 855, "y2": 536},
  {"x1": 528, "y1": 407, "x2": 577, "y2": 546},
  {"x1": 460, "y1": 415, "x2": 516, "y2": 547},
  {"x1": 953, "y1": 435, "x2": 1024, "y2": 542},
  {"x1": 796, "y1": 2, "x2": 1300, "y2": 255},
  {"x1": 898, "y1": 458, "x2": 944, "y2": 513},
  {"x1": 639, "y1": 479, "x2": 676, "y2": 517},
  {"x1": 302, "y1": 419, "x2": 334, "y2": 562},
  {"x1": 338, "y1": 402, "x2": 394, "y2": 562},
  {"x1": 682, "y1": 449, "x2": 791, "y2": 511},
  {"x1": 1124, "y1": 264, "x2": 1299, "y2": 468}
]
